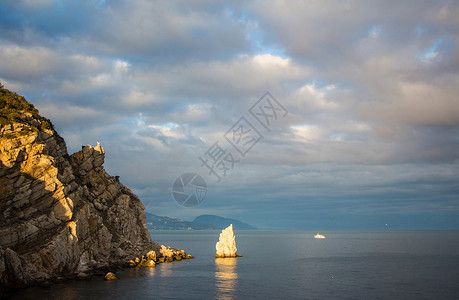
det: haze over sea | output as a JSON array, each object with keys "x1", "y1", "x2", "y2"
[{"x1": 12, "y1": 230, "x2": 459, "y2": 299}]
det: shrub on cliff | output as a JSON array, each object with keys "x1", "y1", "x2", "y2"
[{"x1": 0, "y1": 83, "x2": 54, "y2": 131}]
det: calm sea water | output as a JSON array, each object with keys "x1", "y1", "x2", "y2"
[{"x1": 11, "y1": 231, "x2": 459, "y2": 299}]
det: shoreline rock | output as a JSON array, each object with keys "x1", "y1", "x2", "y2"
[
  {"x1": 215, "y1": 224, "x2": 240, "y2": 258},
  {"x1": 126, "y1": 245, "x2": 193, "y2": 269},
  {"x1": 104, "y1": 272, "x2": 118, "y2": 281}
]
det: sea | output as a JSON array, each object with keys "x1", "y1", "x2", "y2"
[{"x1": 10, "y1": 230, "x2": 459, "y2": 299}]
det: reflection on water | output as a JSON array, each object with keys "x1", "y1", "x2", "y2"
[
  {"x1": 144, "y1": 265, "x2": 156, "y2": 277},
  {"x1": 215, "y1": 258, "x2": 238, "y2": 299},
  {"x1": 158, "y1": 261, "x2": 173, "y2": 277}
]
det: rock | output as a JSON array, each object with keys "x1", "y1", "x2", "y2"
[
  {"x1": 146, "y1": 250, "x2": 157, "y2": 261},
  {"x1": 1, "y1": 87, "x2": 184, "y2": 294},
  {"x1": 4, "y1": 248, "x2": 26, "y2": 286},
  {"x1": 0, "y1": 248, "x2": 5, "y2": 280},
  {"x1": 53, "y1": 197, "x2": 73, "y2": 221},
  {"x1": 76, "y1": 251, "x2": 91, "y2": 273},
  {"x1": 146, "y1": 260, "x2": 156, "y2": 267},
  {"x1": 115, "y1": 247, "x2": 126, "y2": 258},
  {"x1": 160, "y1": 245, "x2": 175, "y2": 257},
  {"x1": 160, "y1": 245, "x2": 183, "y2": 258},
  {"x1": 139, "y1": 258, "x2": 147, "y2": 266},
  {"x1": 215, "y1": 224, "x2": 238, "y2": 258},
  {"x1": 104, "y1": 272, "x2": 118, "y2": 281}
]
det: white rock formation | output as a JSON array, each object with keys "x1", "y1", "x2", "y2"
[{"x1": 215, "y1": 224, "x2": 238, "y2": 258}]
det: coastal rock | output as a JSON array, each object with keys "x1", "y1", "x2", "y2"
[
  {"x1": 145, "y1": 260, "x2": 156, "y2": 268},
  {"x1": 76, "y1": 251, "x2": 91, "y2": 273},
  {"x1": 160, "y1": 245, "x2": 183, "y2": 258},
  {"x1": 145, "y1": 260, "x2": 156, "y2": 267},
  {"x1": 126, "y1": 246, "x2": 192, "y2": 268},
  {"x1": 104, "y1": 272, "x2": 118, "y2": 281},
  {"x1": 215, "y1": 224, "x2": 238, "y2": 258},
  {"x1": 3, "y1": 248, "x2": 26, "y2": 287},
  {"x1": 0, "y1": 87, "x2": 169, "y2": 295},
  {"x1": 146, "y1": 250, "x2": 157, "y2": 261}
]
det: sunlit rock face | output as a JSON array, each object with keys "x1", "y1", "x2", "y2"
[
  {"x1": 0, "y1": 87, "x2": 161, "y2": 294},
  {"x1": 216, "y1": 224, "x2": 238, "y2": 258}
]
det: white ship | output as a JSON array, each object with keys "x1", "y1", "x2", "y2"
[{"x1": 314, "y1": 233, "x2": 326, "y2": 239}]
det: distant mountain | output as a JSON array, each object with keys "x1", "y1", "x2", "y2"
[
  {"x1": 145, "y1": 213, "x2": 215, "y2": 230},
  {"x1": 193, "y1": 215, "x2": 257, "y2": 230}
]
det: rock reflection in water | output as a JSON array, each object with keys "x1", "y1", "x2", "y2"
[
  {"x1": 215, "y1": 258, "x2": 238, "y2": 299},
  {"x1": 158, "y1": 261, "x2": 173, "y2": 277}
]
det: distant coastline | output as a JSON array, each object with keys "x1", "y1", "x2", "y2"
[{"x1": 146, "y1": 213, "x2": 257, "y2": 231}]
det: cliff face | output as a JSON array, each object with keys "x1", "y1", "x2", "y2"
[{"x1": 0, "y1": 87, "x2": 164, "y2": 292}]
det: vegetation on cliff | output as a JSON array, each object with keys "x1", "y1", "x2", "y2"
[{"x1": 0, "y1": 83, "x2": 53, "y2": 133}]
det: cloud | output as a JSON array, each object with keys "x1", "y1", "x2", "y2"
[
  {"x1": 0, "y1": 0, "x2": 458, "y2": 229},
  {"x1": 358, "y1": 80, "x2": 459, "y2": 126},
  {"x1": 254, "y1": 1, "x2": 459, "y2": 129},
  {"x1": 76, "y1": 0, "x2": 251, "y2": 62}
]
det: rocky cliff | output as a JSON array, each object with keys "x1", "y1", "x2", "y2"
[{"x1": 0, "y1": 86, "x2": 187, "y2": 296}]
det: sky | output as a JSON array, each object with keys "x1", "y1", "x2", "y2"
[{"x1": 1, "y1": 0, "x2": 458, "y2": 230}]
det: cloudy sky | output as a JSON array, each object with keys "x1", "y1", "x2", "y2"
[{"x1": 1, "y1": 0, "x2": 458, "y2": 229}]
